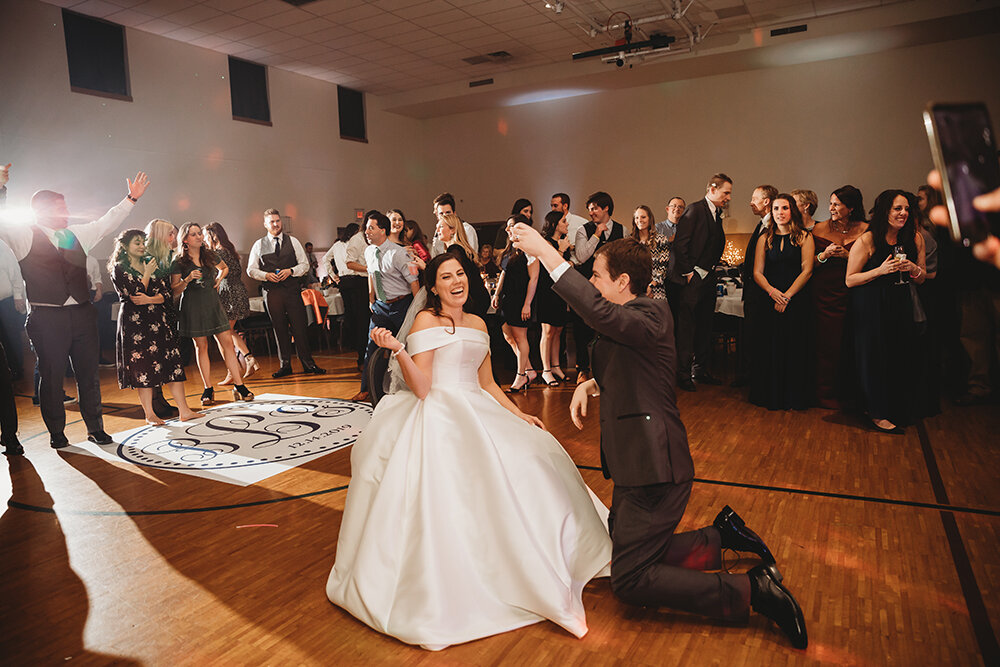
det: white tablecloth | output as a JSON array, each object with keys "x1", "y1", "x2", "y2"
[
  {"x1": 248, "y1": 290, "x2": 345, "y2": 317},
  {"x1": 715, "y1": 288, "x2": 744, "y2": 318}
]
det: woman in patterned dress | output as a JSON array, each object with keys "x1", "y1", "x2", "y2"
[
  {"x1": 109, "y1": 229, "x2": 199, "y2": 425},
  {"x1": 204, "y1": 222, "x2": 259, "y2": 382},
  {"x1": 630, "y1": 205, "x2": 670, "y2": 300}
]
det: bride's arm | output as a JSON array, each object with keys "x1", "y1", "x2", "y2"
[
  {"x1": 477, "y1": 352, "x2": 545, "y2": 430},
  {"x1": 370, "y1": 327, "x2": 434, "y2": 400}
]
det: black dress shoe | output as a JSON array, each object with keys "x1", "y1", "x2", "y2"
[
  {"x1": 50, "y1": 433, "x2": 70, "y2": 449},
  {"x1": 695, "y1": 372, "x2": 723, "y2": 385},
  {"x1": 678, "y1": 377, "x2": 697, "y2": 392},
  {"x1": 2, "y1": 437, "x2": 24, "y2": 456},
  {"x1": 272, "y1": 366, "x2": 294, "y2": 379},
  {"x1": 304, "y1": 364, "x2": 327, "y2": 375},
  {"x1": 714, "y1": 505, "x2": 776, "y2": 565},
  {"x1": 87, "y1": 431, "x2": 114, "y2": 445},
  {"x1": 749, "y1": 563, "x2": 807, "y2": 649}
]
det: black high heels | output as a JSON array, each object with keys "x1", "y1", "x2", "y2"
[{"x1": 233, "y1": 384, "x2": 254, "y2": 401}]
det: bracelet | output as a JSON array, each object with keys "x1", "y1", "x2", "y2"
[
  {"x1": 391, "y1": 347, "x2": 403, "y2": 359},
  {"x1": 126, "y1": 194, "x2": 137, "y2": 203},
  {"x1": 910, "y1": 266, "x2": 922, "y2": 278},
  {"x1": 816, "y1": 253, "x2": 828, "y2": 264}
]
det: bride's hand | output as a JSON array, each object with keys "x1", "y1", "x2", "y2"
[
  {"x1": 520, "y1": 412, "x2": 546, "y2": 430},
  {"x1": 370, "y1": 327, "x2": 402, "y2": 352}
]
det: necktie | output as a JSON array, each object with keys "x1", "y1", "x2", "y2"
[
  {"x1": 273, "y1": 236, "x2": 282, "y2": 256},
  {"x1": 374, "y1": 247, "x2": 387, "y2": 302},
  {"x1": 715, "y1": 208, "x2": 723, "y2": 225}
]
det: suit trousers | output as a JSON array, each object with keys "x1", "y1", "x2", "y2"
[
  {"x1": 0, "y1": 296, "x2": 25, "y2": 376},
  {"x1": 25, "y1": 304, "x2": 103, "y2": 437},
  {"x1": 0, "y1": 339, "x2": 17, "y2": 443},
  {"x1": 608, "y1": 481, "x2": 750, "y2": 620},
  {"x1": 264, "y1": 285, "x2": 315, "y2": 370},
  {"x1": 360, "y1": 295, "x2": 412, "y2": 392},
  {"x1": 676, "y1": 274, "x2": 718, "y2": 377},
  {"x1": 338, "y1": 275, "x2": 370, "y2": 364}
]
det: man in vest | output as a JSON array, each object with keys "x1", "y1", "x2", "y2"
[
  {"x1": 247, "y1": 208, "x2": 326, "y2": 379},
  {"x1": 571, "y1": 191, "x2": 624, "y2": 384},
  {"x1": 0, "y1": 171, "x2": 150, "y2": 448}
]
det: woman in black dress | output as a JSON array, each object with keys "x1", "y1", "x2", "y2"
[
  {"x1": 171, "y1": 222, "x2": 254, "y2": 406},
  {"x1": 846, "y1": 190, "x2": 927, "y2": 433},
  {"x1": 536, "y1": 210, "x2": 571, "y2": 385},
  {"x1": 491, "y1": 215, "x2": 540, "y2": 392},
  {"x1": 750, "y1": 194, "x2": 816, "y2": 410},
  {"x1": 110, "y1": 229, "x2": 198, "y2": 424},
  {"x1": 204, "y1": 222, "x2": 258, "y2": 382}
]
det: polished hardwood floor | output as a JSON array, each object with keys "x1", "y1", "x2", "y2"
[{"x1": 1, "y1": 345, "x2": 997, "y2": 666}]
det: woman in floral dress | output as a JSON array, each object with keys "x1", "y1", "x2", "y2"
[{"x1": 110, "y1": 229, "x2": 199, "y2": 425}]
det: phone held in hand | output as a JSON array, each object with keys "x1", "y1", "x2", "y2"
[{"x1": 924, "y1": 102, "x2": 1000, "y2": 246}]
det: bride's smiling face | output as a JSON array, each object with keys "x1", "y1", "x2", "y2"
[{"x1": 432, "y1": 257, "x2": 468, "y2": 308}]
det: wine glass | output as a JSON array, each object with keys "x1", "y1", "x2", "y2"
[{"x1": 893, "y1": 245, "x2": 907, "y2": 285}]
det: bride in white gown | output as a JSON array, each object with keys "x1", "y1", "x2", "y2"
[{"x1": 327, "y1": 254, "x2": 612, "y2": 651}]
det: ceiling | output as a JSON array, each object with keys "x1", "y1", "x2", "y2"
[{"x1": 41, "y1": 0, "x2": 919, "y2": 98}]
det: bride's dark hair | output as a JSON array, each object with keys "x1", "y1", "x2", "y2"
[{"x1": 422, "y1": 253, "x2": 470, "y2": 333}]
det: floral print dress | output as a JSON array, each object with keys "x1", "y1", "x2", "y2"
[{"x1": 112, "y1": 265, "x2": 187, "y2": 389}]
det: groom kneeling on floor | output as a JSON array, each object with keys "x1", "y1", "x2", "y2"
[{"x1": 511, "y1": 222, "x2": 808, "y2": 649}]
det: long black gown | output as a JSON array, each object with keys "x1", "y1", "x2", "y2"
[
  {"x1": 749, "y1": 234, "x2": 813, "y2": 410},
  {"x1": 852, "y1": 239, "x2": 921, "y2": 426}
]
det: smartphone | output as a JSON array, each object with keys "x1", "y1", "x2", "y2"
[{"x1": 924, "y1": 102, "x2": 1000, "y2": 245}]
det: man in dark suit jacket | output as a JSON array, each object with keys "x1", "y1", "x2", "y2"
[
  {"x1": 733, "y1": 184, "x2": 777, "y2": 386},
  {"x1": 671, "y1": 173, "x2": 732, "y2": 391},
  {"x1": 511, "y1": 222, "x2": 807, "y2": 649}
]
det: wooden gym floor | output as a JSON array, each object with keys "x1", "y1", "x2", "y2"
[{"x1": 1, "y1": 349, "x2": 997, "y2": 666}]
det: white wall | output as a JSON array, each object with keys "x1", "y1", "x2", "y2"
[
  {"x1": 419, "y1": 32, "x2": 1000, "y2": 234},
  {"x1": 0, "y1": 0, "x2": 427, "y2": 257}
]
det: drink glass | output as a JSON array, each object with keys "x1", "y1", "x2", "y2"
[{"x1": 893, "y1": 245, "x2": 907, "y2": 284}]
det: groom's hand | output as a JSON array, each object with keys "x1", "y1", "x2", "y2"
[{"x1": 570, "y1": 380, "x2": 596, "y2": 429}]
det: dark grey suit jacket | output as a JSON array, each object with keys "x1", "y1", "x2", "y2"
[
  {"x1": 554, "y1": 268, "x2": 693, "y2": 487},
  {"x1": 671, "y1": 198, "x2": 725, "y2": 281}
]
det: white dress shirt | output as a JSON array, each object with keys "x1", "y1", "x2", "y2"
[
  {"x1": 246, "y1": 233, "x2": 309, "y2": 281},
  {"x1": 0, "y1": 240, "x2": 24, "y2": 301}
]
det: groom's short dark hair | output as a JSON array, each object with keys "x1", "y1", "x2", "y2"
[{"x1": 596, "y1": 238, "x2": 651, "y2": 296}]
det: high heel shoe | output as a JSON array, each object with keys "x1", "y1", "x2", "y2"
[
  {"x1": 233, "y1": 384, "x2": 254, "y2": 401},
  {"x1": 525, "y1": 369, "x2": 539, "y2": 385},
  {"x1": 541, "y1": 368, "x2": 560, "y2": 386},
  {"x1": 551, "y1": 367, "x2": 567, "y2": 382},
  {"x1": 508, "y1": 372, "x2": 529, "y2": 393},
  {"x1": 219, "y1": 371, "x2": 235, "y2": 386},
  {"x1": 200, "y1": 387, "x2": 215, "y2": 406},
  {"x1": 243, "y1": 355, "x2": 260, "y2": 379}
]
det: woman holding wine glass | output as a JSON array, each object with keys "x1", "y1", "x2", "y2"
[{"x1": 846, "y1": 190, "x2": 926, "y2": 433}]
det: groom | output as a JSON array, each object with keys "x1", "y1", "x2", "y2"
[{"x1": 511, "y1": 223, "x2": 807, "y2": 649}]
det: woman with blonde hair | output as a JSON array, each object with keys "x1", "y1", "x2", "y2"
[
  {"x1": 109, "y1": 229, "x2": 198, "y2": 424},
  {"x1": 432, "y1": 213, "x2": 475, "y2": 260},
  {"x1": 203, "y1": 221, "x2": 259, "y2": 382},
  {"x1": 170, "y1": 222, "x2": 254, "y2": 405}
]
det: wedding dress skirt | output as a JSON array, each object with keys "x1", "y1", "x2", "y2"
[{"x1": 327, "y1": 326, "x2": 611, "y2": 650}]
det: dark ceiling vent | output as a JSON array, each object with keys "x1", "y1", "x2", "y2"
[
  {"x1": 469, "y1": 78, "x2": 494, "y2": 88},
  {"x1": 278, "y1": 0, "x2": 322, "y2": 5},
  {"x1": 771, "y1": 24, "x2": 808, "y2": 36},
  {"x1": 462, "y1": 50, "x2": 513, "y2": 65},
  {"x1": 716, "y1": 6, "x2": 749, "y2": 19}
]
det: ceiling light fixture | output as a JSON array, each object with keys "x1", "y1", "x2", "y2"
[{"x1": 544, "y1": 2, "x2": 564, "y2": 14}]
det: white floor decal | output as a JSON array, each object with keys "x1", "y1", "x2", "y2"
[{"x1": 65, "y1": 394, "x2": 372, "y2": 486}]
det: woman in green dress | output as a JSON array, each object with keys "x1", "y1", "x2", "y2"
[{"x1": 170, "y1": 222, "x2": 253, "y2": 406}]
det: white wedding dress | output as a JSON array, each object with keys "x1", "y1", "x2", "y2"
[{"x1": 327, "y1": 326, "x2": 611, "y2": 650}]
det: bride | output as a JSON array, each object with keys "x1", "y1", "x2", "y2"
[{"x1": 327, "y1": 253, "x2": 612, "y2": 650}]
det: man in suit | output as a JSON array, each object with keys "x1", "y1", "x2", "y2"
[
  {"x1": 733, "y1": 184, "x2": 777, "y2": 387},
  {"x1": 247, "y1": 208, "x2": 326, "y2": 379},
  {"x1": 672, "y1": 173, "x2": 732, "y2": 391},
  {"x1": 511, "y1": 222, "x2": 808, "y2": 649},
  {"x1": 571, "y1": 191, "x2": 624, "y2": 384}
]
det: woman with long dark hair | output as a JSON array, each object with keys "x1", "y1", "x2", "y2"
[
  {"x1": 492, "y1": 214, "x2": 540, "y2": 392},
  {"x1": 327, "y1": 252, "x2": 610, "y2": 651},
  {"x1": 110, "y1": 229, "x2": 199, "y2": 424},
  {"x1": 535, "y1": 210, "x2": 572, "y2": 385},
  {"x1": 846, "y1": 190, "x2": 927, "y2": 433},
  {"x1": 204, "y1": 221, "x2": 258, "y2": 382},
  {"x1": 749, "y1": 194, "x2": 815, "y2": 410},
  {"x1": 810, "y1": 185, "x2": 869, "y2": 408},
  {"x1": 170, "y1": 222, "x2": 253, "y2": 405},
  {"x1": 402, "y1": 219, "x2": 430, "y2": 262},
  {"x1": 387, "y1": 209, "x2": 406, "y2": 245},
  {"x1": 630, "y1": 205, "x2": 670, "y2": 300}
]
